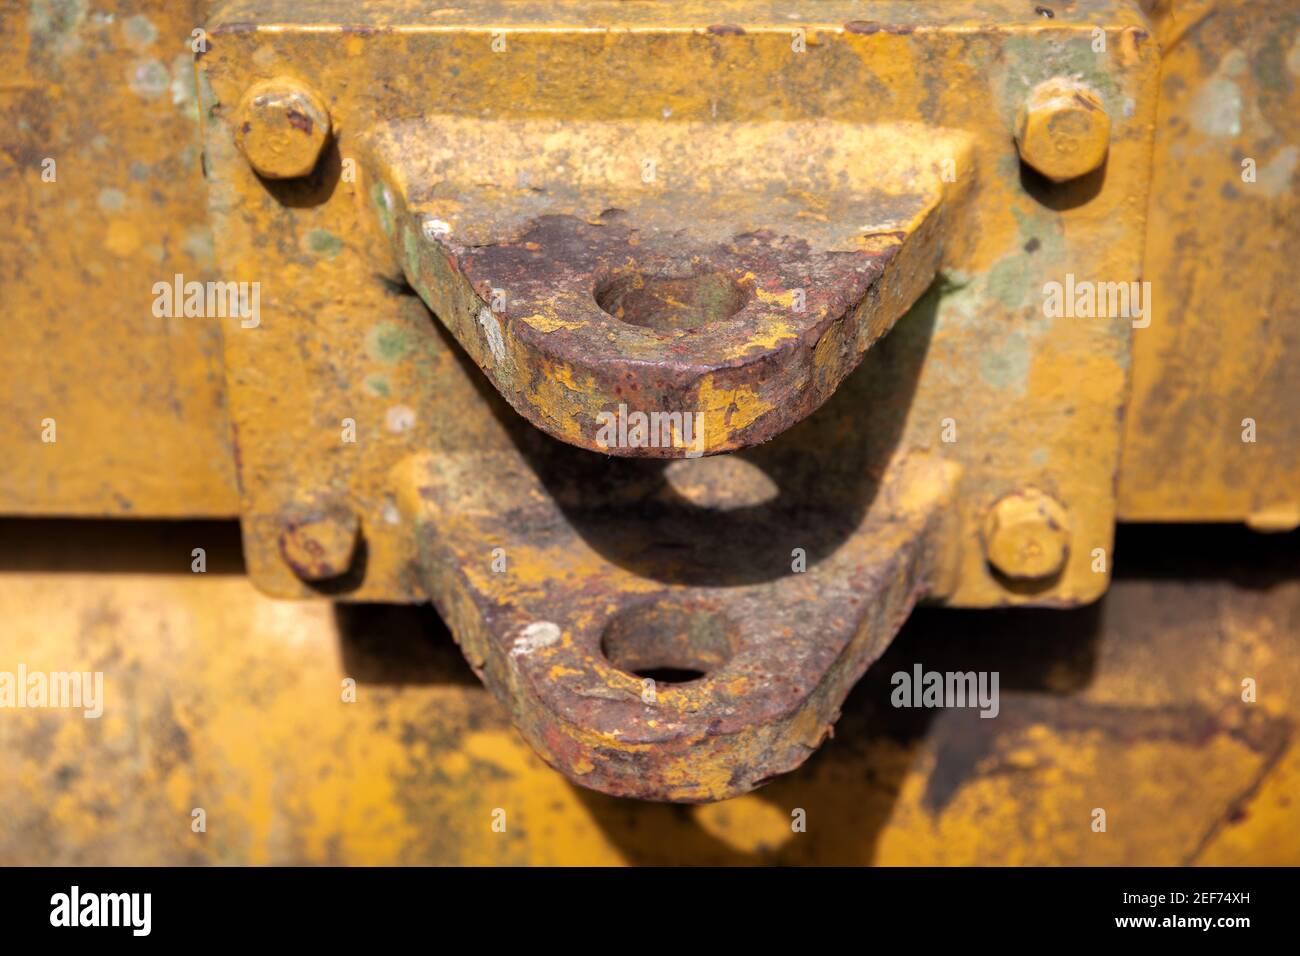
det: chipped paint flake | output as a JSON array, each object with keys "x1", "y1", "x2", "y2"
[
  {"x1": 511, "y1": 621, "x2": 562, "y2": 657},
  {"x1": 478, "y1": 307, "x2": 506, "y2": 366}
]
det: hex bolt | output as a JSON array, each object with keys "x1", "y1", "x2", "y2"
[
  {"x1": 234, "y1": 77, "x2": 331, "y2": 179},
  {"x1": 983, "y1": 489, "x2": 1070, "y2": 581},
  {"x1": 278, "y1": 506, "x2": 359, "y2": 582},
  {"x1": 1015, "y1": 77, "x2": 1110, "y2": 183}
]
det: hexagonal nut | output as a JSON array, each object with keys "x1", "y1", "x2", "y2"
[
  {"x1": 278, "y1": 507, "x2": 359, "y2": 581},
  {"x1": 234, "y1": 78, "x2": 331, "y2": 180},
  {"x1": 983, "y1": 489, "x2": 1070, "y2": 581},
  {"x1": 1015, "y1": 78, "x2": 1110, "y2": 183}
]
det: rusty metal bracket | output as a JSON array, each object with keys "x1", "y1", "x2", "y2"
[
  {"x1": 399, "y1": 443, "x2": 959, "y2": 800},
  {"x1": 362, "y1": 119, "x2": 957, "y2": 456},
  {"x1": 201, "y1": 4, "x2": 1154, "y2": 610}
]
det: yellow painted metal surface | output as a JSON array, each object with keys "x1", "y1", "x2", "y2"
[
  {"x1": 0, "y1": 519, "x2": 1295, "y2": 863},
  {"x1": 1120, "y1": 0, "x2": 1300, "y2": 526},
  {"x1": 199, "y1": 0, "x2": 1156, "y2": 607},
  {"x1": 0, "y1": 0, "x2": 239, "y2": 516},
  {"x1": 0, "y1": 0, "x2": 1293, "y2": 532},
  {"x1": 0, "y1": 0, "x2": 1297, "y2": 816}
]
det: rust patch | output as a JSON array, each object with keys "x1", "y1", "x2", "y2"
[
  {"x1": 417, "y1": 212, "x2": 910, "y2": 455},
  {"x1": 286, "y1": 108, "x2": 314, "y2": 135},
  {"x1": 366, "y1": 116, "x2": 948, "y2": 459},
  {"x1": 402, "y1": 450, "x2": 960, "y2": 801}
]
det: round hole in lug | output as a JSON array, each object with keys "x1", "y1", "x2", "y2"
[
  {"x1": 600, "y1": 601, "x2": 741, "y2": 684},
  {"x1": 594, "y1": 269, "x2": 750, "y2": 331}
]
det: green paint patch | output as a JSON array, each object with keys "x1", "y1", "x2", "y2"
[
  {"x1": 402, "y1": 225, "x2": 421, "y2": 280},
  {"x1": 182, "y1": 228, "x2": 215, "y2": 268},
  {"x1": 29, "y1": 0, "x2": 86, "y2": 46},
  {"x1": 368, "y1": 321, "x2": 413, "y2": 362},
  {"x1": 197, "y1": 70, "x2": 220, "y2": 121},
  {"x1": 1257, "y1": 145, "x2": 1299, "y2": 198},
  {"x1": 1000, "y1": 35, "x2": 1120, "y2": 118},
  {"x1": 123, "y1": 13, "x2": 157, "y2": 49},
  {"x1": 372, "y1": 181, "x2": 394, "y2": 235},
  {"x1": 305, "y1": 229, "x2": 344, "y2": 259},
  {"x1": 979, "y1": 332, "x2": 1030, "y2": 394},
  {"x1": 931, "y1": 269, "x2": 979, "y2": 324},
  {"x1": 986, "y1": 255, "x2": 1035, "y2": 312},
  {"x1": 97, "y1": 188, "x2": 126, "y2": 212},
  {"x1": 1011, "y1": 206, "x2": 1064, "y2": 263},
  {"x1": 1191, "y1": 75, "x2": 1243, "y2": 138}
]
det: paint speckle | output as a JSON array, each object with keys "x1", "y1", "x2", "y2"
[
  {"x1": 385, "y1": 404, "x2": 417, "y2": 434},
  {"x1": 511, "y1": 621, "x2": 561, "y2": 657},
  {"x1": 97, "y1": 188, "x2": 126, "y2": 212},
  {"x1": 128, "y1": 59, "x2": 169, "y2": 99},
  {"x1": 421, "y1": 217, "x2": 451, "y2": 241},
  {"x1": 182, "y1": 228, "x2": 214, "y2": 268}
]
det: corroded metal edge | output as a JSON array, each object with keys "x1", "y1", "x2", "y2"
[
  {"x1": 398, "y1": 450, "x2": 961, "y2": 800},
  {"x1": 362, "y1": 119, "x2": 952, "y2": 457}
]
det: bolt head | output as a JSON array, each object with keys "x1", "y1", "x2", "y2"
[
  {"x1": 984, "y1": 489, "x2": 1070, "y2": 581},
  {"x1": 279, "y1": 507, "x2": 359, "y2": 581},
  {"x1": 234, "y1": 78, "x2": 331, "y2": 180},
  {"x1": 1015, "y1": 78, "x2": 1110, "y2": 183}
]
